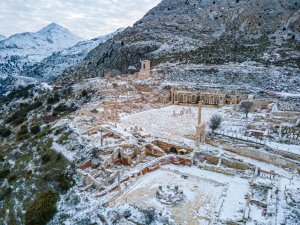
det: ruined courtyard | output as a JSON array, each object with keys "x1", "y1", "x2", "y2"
[{"x1": 47, "y1": 61, "x2": 300, "y2": 225}]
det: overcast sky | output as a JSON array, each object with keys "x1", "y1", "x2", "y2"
[{"x1": 0, "y1": 0, "x2": 161, "y2": 39}]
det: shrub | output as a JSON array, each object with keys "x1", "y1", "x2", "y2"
[
  {"x1": 8, "y1": 173, "x2": 17, "y2": 183},
  {"x1": 0, "y1": 187, "x2": 12, "y2": 200},
  {"x1": 0, "y1": 126, "x2": 11, "y2": 137},
  {"x1": 5, "y1": 109, "x2": 27, "y2": 125},
  {"x1": 16, "y1": 125, "x2": 29, "y2": 141},
  {"x1": 3, "y1": 84, "x2": 34, "y2": 103},
  {"x1": 8, "y1": 206, "x2": 17, "y2": 225},
  {"x1": 0, "y1": 152, "x2": 5, "y2": 162},
  {"x1": 16, "y1": 134, "x2": 30, "y2": 142},
  {"x1": 30, "y1": 124, "x2": 41, "y2": 135},
  {"x1": 17, "y1": 125, "x2": 28, "y2": 136},
  {"x1": 209, "y1": 114, "x2": 223, "y2": 133},
  {"x1": 53, "y1": 103, "x2": 77, "y2": 115},
  {"x1": 41, "y1": 152, "x2": 52, "y2": 164},
  {"x1": 81, "y1": 89, "x2": 88, "y2": 97},
  {"x1": 0, "y1": 169, "x2": 10, "y2": 179},
  {"x1": 56, "y1": 152, "x2": 62, "y2": 161},
  {"x1": 25, "y1": 190, "x2": 57, "y2": 225},
  {"x1": 54, "y1": 172, "x2": 73, "y2": 192},
  {"x1": 5, "y1": 101, "x2": 42, "y2": 125},
  {"x1": 47, "y1": 93, "x2": 60, "y2": 104},
  {"x1": 240, "y1": 101, "x2": 254, "y2": 118}
]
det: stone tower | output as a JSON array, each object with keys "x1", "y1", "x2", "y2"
[
  {"x1": 138, "y1": 60, "x2": 151, "y2": 78},
  {"x1": 196, "y1": 102, "x2": 206, "y2": 147}
]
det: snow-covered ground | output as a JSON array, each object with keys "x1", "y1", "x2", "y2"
[
  {"x1": 113, "y1": 165, "x2": 249, "y2": 224},
  {"x1": 119, "y1": 105, "x2": 220, "y2": 142}
]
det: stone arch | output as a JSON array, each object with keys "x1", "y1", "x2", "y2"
[
  {"x1": 192, "y1": 95, "x2": 197, "y2": 104},
  {"x1": 220, "y1": 96, "x2": 224, "y2": 104},
  {"x1": 188, "y1": 95, "x2": 192, "y2": 103},
  {"x1": 170, "y1": 147, "x2": 177, "y2": 154},
  {"x1": 179, "y1": 95, "x2": 184, "y2": 102},
  {"x1": 201, "y1": 96, "x2": 205, "y2": 104},
  {"x1": 210, "y1": 96, "x2": 214, "y2": 104},
  {"x1": 184, "y1": 95, "x2": 188, "y2": 103}
]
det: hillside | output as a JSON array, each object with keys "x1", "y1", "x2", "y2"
[
  {"x1": 0, "y1": 35, "x2": 6, "y2": 41},
  {"x1": 59, "y1": 0, "x2": 300, "y2": 92},
  {"x1": 22, "y1": 28, "x2": 124, "y2": 81}
]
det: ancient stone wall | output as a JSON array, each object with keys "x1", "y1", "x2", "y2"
[
  {"x1": 223, "y1": 146, "x2": 300, "y2": 170},
  {"x1": 194, "y1": 152, "x2": 255, "y2": 171},
  {"x1": 198, "y1": 163, "x2": 235, "y2": 176},
  {"x1": 152, "y1": 140, "x2": 193, "y2": 154}
]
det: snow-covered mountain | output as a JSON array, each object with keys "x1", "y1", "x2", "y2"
[
  {"x1": 61, "y1": 0, "x2": 299, "y2": 84},
  {"x1": 23, "y1": 28, "x2": 124, "y2": 80},
  {"x1": 0, "y1": 35, "x2": 6, "y2": 41},
  {"x1": 0, "y1": 23, "x2": 83, "y2": 78}
]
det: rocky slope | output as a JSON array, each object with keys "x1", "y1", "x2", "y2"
[
  {"x1": 0, "y1": 83, "x2": 91, "y2": 225},
  {"x1": 22, "y1": 28, "x2": 124, "y2": 81},
  {"x1": 0, "y1": 23, "x2": 83, "y2": 78},
  {"x1": 59, "y1": 0, "x2": 300, "y2": 89},
  {"x1": 0, "y1": 35, "x2": 6, "y2": 41}
]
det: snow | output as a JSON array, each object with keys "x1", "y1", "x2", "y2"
[
  {"x1": 266, "y1": 141, "x2": 300, "y2": 155},
  {"x1": 0, "y1": 23, "x2": 83, "y2": 77},
  {"x1": 0, "y1": 35, "x2": 6, "y2": 41},
  {"x1": 114, "y1": 166, "x2": 225, "y2": 224},
  {"x1": 28, "y1": 27, "x2": 124, "y2": 80},
  {"x1": 0, "y1": 23, "x2": 83, "y2": 60},
  {"x1": 119, "y1": 105, "x2": 220, "y2": 142},
  {"x1": 52, "y1": 142, "x2": 75, "y2": 162},
  {"x1": 110, "y1": 164, "x2": 252, "y2": 224}
]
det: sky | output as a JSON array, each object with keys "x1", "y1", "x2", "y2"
[{"x1": 0, "y1": 0, "x2": 161, "y2": 39}]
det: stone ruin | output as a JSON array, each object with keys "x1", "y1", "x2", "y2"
[{"x1": 156, "y1": 185, "x2": 185, "y2": 205}]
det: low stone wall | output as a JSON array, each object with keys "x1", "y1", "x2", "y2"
[
  {"x1": 152, "y1": 140, "x2": 193, "y2": 154},
  {"x1": 198, "y1": 163, "x2": 235, "y2": 176},
  {"x1": 221, "y1": 158, "x2": 255, "y2": 171},
  {"x1": 97, "y1": 155, "x2": 192, "y2": 197},
  {"x1": 272, "y1": 111, "x2": 300, "y2": 117},
  {"x1": 206, "y1": 138, "x2": 220, "y2": 147},
  {"x1": 79, "y1": 161, "x2": 92, "y2": 170},
  {"x1": 194, "y1": 152, "x2": 255, "y2": 171},
  {"x1": 224, "y1": 146, "x2": 300, "y2": 171},
  {"x1": 269, "y1": 148, "x2": 300, "y2": 162},
  {"x1": 145, "y1": 143, "x2": 165, "y2": 157},
  {"x1": 202, "y1": 154, "x2": 219, "y2": 165}
]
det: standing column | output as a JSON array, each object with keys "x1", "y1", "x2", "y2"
[
  {"x1": 198, "y1": 102, "x2": 202, "y2": 125},
  {"x1": 171, "y1": 88, "x2": 174, "y2": 104}
]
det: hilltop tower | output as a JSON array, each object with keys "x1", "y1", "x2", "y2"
[{"x1": 138, "y1": 60, "x2": 151, "y2": 78}]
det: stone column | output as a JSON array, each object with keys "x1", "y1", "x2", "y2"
[{"x1": 198, "y1": 102, "x2": 202, "y2": 125}]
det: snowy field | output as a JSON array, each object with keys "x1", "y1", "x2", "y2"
[
  {"x1": 113, "y1": 167, "x2": 225, "y2": 225},
  {"x1": 119, "y1": 105, "x2": 220, "y2": 141}
]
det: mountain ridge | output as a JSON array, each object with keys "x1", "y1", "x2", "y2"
[
  {"x1": 0, "y1": 35, "x2": 6, "y2": 41},
  {"x1": 22, "y1": 28, "x2": 125, "y2": 81},
  {"x1": 58, "y1": 0, "x2": 299, "y2": 85},
  {"x1": 0, "y1": 23, "x2": 84, "y2": 78}
]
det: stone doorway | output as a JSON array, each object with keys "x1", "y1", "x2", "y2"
[{"x1": 170, "y1": 147, "x2": 178, "y2": 154}]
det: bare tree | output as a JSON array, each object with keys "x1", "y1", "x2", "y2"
[
  {"x1": 209, "y1": 114, "x2": 222, "y2": 134},
  {"x1": 240, "y1": 101, "x2": 254, "y2": 118}
]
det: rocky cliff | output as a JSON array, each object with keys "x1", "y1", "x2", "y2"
[{"x1": 58, "y1": 0, "x2": 300, "y2": 85}]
